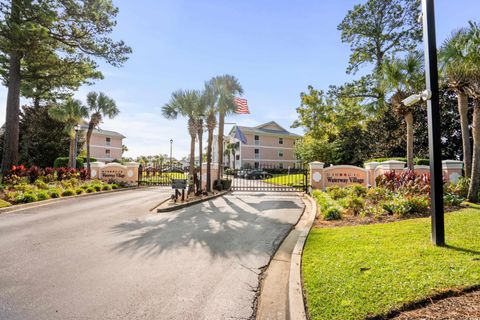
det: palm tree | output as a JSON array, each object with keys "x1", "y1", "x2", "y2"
[
  {"x1": 203, "y1": 83, "x2": 218, "y2": 192},
  {"x1": 440, "y1": 29, "x2": 473, "y2": 177},
  {"x1": 459, "y1": 21, "x2": 480, "y2": 202},
  {"x1": 224, "y1": 141, "x2": 235, "y2": 168},
  {"x1": 162, "y1": 89, "x2": 203, "y2": 194},
  {"x1": 209, "y1": 75, "x2": 243, "y2": 187},
  {"x1": 85, "y1": 92, "x2": 119, "y2": 176},
  {"x1": 48, "y1": 98, "x2": 88, "y2": 168},
  {"x1": 381, "y1": 52, "x2": 424, "y2": 170}
]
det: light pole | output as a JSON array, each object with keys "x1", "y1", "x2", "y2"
[
  {"x1": 170, "y1": 139, "x2": 173, "y2": 169},
  {"x1": 422, "y1": 0, "x2": 445, "y2": 246},
  {"x1": 72, "y1": 125, "x2": 81, "y2": 169}
]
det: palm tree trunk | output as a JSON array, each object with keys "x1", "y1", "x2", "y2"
[
  {"x1": 468, "y1": 100, "x2": 480, "y2": 203},
  {"x1": 216, "y1": 111, "x2": 225, "y2": 186},
  {"x1": 458, "y1": 92, "x2": 472, "y2": 177},
  {"x1": 206, "y1": 128, "x2": 213, "y2": 192},
  {"x1": 86, "y1": 120, "x2": 95, "y2": 178},
  {"x1": 189, "y1": 133, "x2": 196, "y2": 194},
  {"x1": 197, "y1": 123, "x2": 203, "y2": 192},
  {"x1": 1, "y1": 51, "x2": 21, "y2": 174},
  {"x1": 68, "y1": 136, "x2": 75, "y2": 168},
  {"x1": 188, "y1": 117, "x2": 196, "y2": 194},
  {"x1": 405, "y1": 112, "x2": 414, "y2": 170}
]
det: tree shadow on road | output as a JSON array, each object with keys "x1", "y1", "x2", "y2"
[{"x1": 110, "y1": 195, "x2": 303, "y2": 259}]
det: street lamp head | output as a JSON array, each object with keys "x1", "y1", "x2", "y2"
[
  {"x1": 74, "y1": 124, "x2": 81, "y2": 132},
  {"x1": 170, "y1": 139, "x2": 173, "y2": 143}
]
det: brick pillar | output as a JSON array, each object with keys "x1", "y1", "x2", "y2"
[
  {"x1": 442, "y1": 160, "x2": 463, "y2": 184},
  {"x1": 309, "y1": 162, "x2": 324, "y2": 190},
  {"x1": 125, "y1": 162, "x2": 140, "y2": 184},
  {"x1": 90, "y1": 162, "x2": 105, "y2": 179},
  {"x1": 202, "y1": 163, "x2": 219, "y2": 190},
  {"x1": 364, "y1": 162, "x2": 379, "y2": 187}
]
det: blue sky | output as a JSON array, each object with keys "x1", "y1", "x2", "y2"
[{"x1": 1, "y1": 0, "x2": 479, "y2": 158}]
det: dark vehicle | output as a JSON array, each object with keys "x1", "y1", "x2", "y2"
[
  {"x1": 245, "y1": 170, "x2": 273, "y2": 180},
  {"x1": 161, "y1": 167, "x2": 185, "y2": 173}
]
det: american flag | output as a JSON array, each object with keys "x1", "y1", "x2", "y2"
[{"x1": 233, "y1": 97, "x2": 250, "y2": 114}]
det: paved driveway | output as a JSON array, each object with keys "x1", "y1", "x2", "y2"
[{"x1": 0, "y1": 189, "x2": 304, "y2": 320}]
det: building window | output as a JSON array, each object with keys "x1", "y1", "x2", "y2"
[
  {"x1": 279, "y1": 137, "x2": 283, "y2": 145},
  {"x1": 279, "y1": 163, "x2": 284, "y2": 169},
  {"x1": 106, "y1": 137, "x2": 111, "y2": 146},
  {"x1": 105, "y1": 149, "x2": 111, "y2": 157},
  {"x1": 278, "y1": 152, "x2": 284, "y2": 158},
  {"x1": 236, "y1": 155, "x2": 240, "y2": 160},
  {"x1": 254, "y1": 148, "x2": 260, "y2": 159},
  {"x1": 254, "y1": 162, "x2": 259, "y2": 169},
  {"x1": 254, "y1": 135, "x2": 260, "y2": 145}
]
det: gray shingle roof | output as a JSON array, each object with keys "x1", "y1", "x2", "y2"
[{"x1": 230, "y1": 121, "x2": 302, "y2": 138}]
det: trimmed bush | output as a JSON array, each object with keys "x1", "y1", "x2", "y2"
[
  {"x1": 365, "y1": 157, "x2": 429, "y2": 166},
  {"x1": 86, "y1": 187, "x2": 95, "y2": 193},
  {"x1": 326, "y1": 186, "x2": 349, "y2": 200},
  {"x1": 323, "y1": 207, "x2": 342, "y2": 220},
  {"x1": 36, "y1": 190, "x2": 50, "y2": 201},
  {"x1": 33, "y1": 179, "x2": 48, "y2": 189},
  {"x1": 48, "y1": 188, "x2": 61, "y2": 198},
  {"x1": 75, "y1": 188, "x2": 84, "y2": 195},
  {"x1": 53, "y1": 157, "x2": 85, "y2": 169},
  {"x1": 62, "y1": 189, "x2": 76, "y2": 197},
  {"x1": 18, "y1": 192, "x2": 38, "y2": 203},
  {"x1": 93, "y1": 184, "x2": 102, "y2": 192},
  {"x1": 102, "y1": 184, "x2": 112, "y2": 191},
  {"x1": 111, "y1": 184, "x2": 119, "y2": 189}
]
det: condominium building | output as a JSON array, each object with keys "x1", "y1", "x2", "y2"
[
  {"x1": 84, "y1": 128, "x2": 125, "y2": 163},
  {"x1": 225, "y1": 121, "x2": 302, "y2": 169}
]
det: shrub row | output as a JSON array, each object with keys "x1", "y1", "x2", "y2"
[
  {"x1": 365, "y1": 157, "x2": 429, "y2": 166},
  {"x1": 53, "y1": 156, "x2": 97, "y2": 169}
]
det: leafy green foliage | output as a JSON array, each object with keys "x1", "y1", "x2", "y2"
[{"x1": 61, "y1": 189, "x2": 75, "y2": 197}]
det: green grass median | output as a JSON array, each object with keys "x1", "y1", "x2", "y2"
[{"x1": 302, "y1": 208, "x2": 480, "y2": 320}]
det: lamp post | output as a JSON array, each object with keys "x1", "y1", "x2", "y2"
[
  {"x1": 170, "y1": 139, "x2": 173, "y2": 169},
  {"x1": 422, "y1": 0, "x2": 445, "y2": 246},
  {"x1": 72, "y1": 125, "x2": 81, "y2": 169}
]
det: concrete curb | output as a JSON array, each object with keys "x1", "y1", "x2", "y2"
[
  {"x1": 0, "y1": 186, "x2": 159, "y2": 215},
  {"x1": 156, "y1": 190, "x2": 231, "y2": 213},
  {"x1": 288, "y1": 194, "x2": 317, "y2": 320}
]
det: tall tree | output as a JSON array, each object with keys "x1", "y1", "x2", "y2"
[
  {"x1": 381, "y1": 52, "x2": 424, "y2": 169},
  {"x1": 209, "y1": 75, "x2": 243, "y2": 188},
  {"x1": 85, "y1": 92, "x2": 119, "y2": 175},
  {"x1": 0, "y1": 0, "x2": 131, "y2": 174},
  {"x1": 162, "y1": 89, "x2": 203, "y2": 194},
  {"x1": 336, "y1": 0, "x2": 421, "y2": 110},
  {"x1": 440, "y1": 29, "x2": 473, "y2": 177},
  {"x1": 48, "y1": 98, "x2": 88, "y2": 168}
]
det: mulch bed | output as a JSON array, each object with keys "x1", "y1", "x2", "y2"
[{"x1": 391, "y1": 290, "x2": 480, "y2": 320}]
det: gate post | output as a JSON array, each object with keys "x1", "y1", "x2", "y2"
[
  {"x1": 364, "y1": 162, "x2": 379, "y2": 187},
  {"x1": 309, "y1": 162, "x2": 324, "y2": 190}
]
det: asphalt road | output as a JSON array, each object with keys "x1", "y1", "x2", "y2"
[{"x1": 0, "y1": 188, "x2": 304, "y2": 320}]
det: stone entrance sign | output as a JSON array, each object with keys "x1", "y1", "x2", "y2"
[
  {"x1": 90, "y1": 162, "x2": 139, "y2": 185},
  {"x1": 309, "y1": 160, "x2": 464, "y2": 190}
]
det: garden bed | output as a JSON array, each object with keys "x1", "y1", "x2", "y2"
[
  {"x1": 302, "y1": 207, "x2": 480, "y2": 320},
  {"x1": 0, "y1": 165, "x2": 131, "y2": 208}
]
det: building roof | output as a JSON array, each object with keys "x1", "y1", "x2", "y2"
[
  {"x1": 77, "y1": 124, "x2": 125, "y2": 139},
  {"x1": 230, "y1": 121, "x2": 302, "y2": 138}
]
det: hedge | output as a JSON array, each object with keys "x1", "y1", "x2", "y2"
[
  {"x1": 365, "y1": 157, "x2": 429, "y2": 166},
  {"x1": 53, "y1": 157, "x2": 97, "y2": 169}
]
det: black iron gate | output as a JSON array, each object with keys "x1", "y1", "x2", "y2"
[
  {"x1": 138, "y1": 164, "x2": 187, "y2": 186},
  {"x1": 224, "y1": 166, "x2": 309, "y2": 192}
]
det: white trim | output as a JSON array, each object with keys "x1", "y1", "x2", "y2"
[
  {"x1": 323, "y1": 165, "x2": 368, "y2": 173},
  {"x1": 90, "y1": 145, "x2": 123, "y2": 150},
  {"x1": 241, "y1": 145, "x2": 294, "y2": 150}
]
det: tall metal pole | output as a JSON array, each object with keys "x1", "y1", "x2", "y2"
[
  {"x1": 422, "y1": 0, "x2": 445, "y2": 246},
  {"x1": 170, "y1": 139, "x2": 173, "y2": 169}
]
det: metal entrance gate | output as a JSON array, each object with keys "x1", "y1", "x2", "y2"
[
  {"x1": 224, "y1": 166, "x2": 309, "y2": 192},
  {"x1": 138, "y1": 164, "x2": 187, "y2": 186}
]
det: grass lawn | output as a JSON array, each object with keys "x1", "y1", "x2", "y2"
[
  {"x1": 302, "y1": 208, "x2": 480, "y2": 320},
  {"x1": 263, "y1": 173, "x2": 306, "y2": 186}
]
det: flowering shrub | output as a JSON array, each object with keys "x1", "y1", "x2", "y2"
[
  {"x1": 4, "y1": 165, "x2": 87, "y2": 185},
  {"x1": 376, "y1": 170, "x2": 431, "y2": 196}
]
